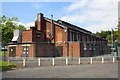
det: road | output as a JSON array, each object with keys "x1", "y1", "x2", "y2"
[{"x1": 2, "y1": 63, "x2": 118, "y2": 78}]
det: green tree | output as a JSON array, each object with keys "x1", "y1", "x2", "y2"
[
  {"x1": 117, "y1": 24, "x2": 120, "y2": 41},
  {"x1": 94, "y1": 30, "x2": 118, "y2": 43},
  {"x1": 0, "y1": 15, "x2": 26, "y2": 45}
]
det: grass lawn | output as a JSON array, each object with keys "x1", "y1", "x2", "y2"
[{"x1": 0, "y1": 61, "x2": 17, "y2": 71}]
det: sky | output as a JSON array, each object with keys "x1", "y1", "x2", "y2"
[{"x1": 1, "y1": 0, "x2": 120, "y2": 33}]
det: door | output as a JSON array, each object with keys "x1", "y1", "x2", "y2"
[{"x1": 9, "y1": 46, "x2": 16, "y2": 57}]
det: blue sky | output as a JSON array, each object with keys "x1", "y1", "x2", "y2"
[
  {"x1": 2, "y1": 2, "x2": 71, "y2": 23},
  {"x1": 2, "y1": 0, "x2": 119, "y2": 33}
]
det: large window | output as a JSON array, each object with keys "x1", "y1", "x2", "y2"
[{"x1": 70, "y1": 31, "x2": 74, "y2": 41}]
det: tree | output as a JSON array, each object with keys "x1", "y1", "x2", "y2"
[
  {"x1": 0, "y1": 15, "x2": 26, "y2": 46},
  {"x1": 93, "y1": 30, "x2": 118, "y2": 43},
  {"x1": 117, "y1": 24, "x2": 120, "y2": 41}
]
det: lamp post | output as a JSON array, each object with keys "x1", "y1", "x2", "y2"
[{"x1": 111, "y1": 28, "x2": 113, "y2": 49}]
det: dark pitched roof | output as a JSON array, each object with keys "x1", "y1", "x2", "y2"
[
  {"x1": 44, "y1": 17, "x2": 92, "y2": 35},
  {"x1": 44, "y1": 16, "x2": 106, "y2": 40}
]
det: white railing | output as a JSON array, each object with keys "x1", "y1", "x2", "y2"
[{"x1": 7, "y1": 56, "x2": 120, "y2": 67}]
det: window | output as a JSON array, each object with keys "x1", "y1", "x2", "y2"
[
  {"x1": 89, "y1": 43, "x2": 92, "y2": 50},
  {"x1": 77, "y1": 34, "x2": 81, "y2": 41},
  {"x1": 37, "y1": 34, "x2": 40, "y2": 38},
  {"x1": 93, "y1": 41, "x2": 96, "y2": 50},
  {"x1": 22, "y1": 46, "x2": 29, "y2": 57},
  {"x1": 70, "y1": 31, "x2": 74, "y2": 41},
  {"x1": 24, "y1": 48, "x2": 26, "y2": 50},
  {"x1": 84, "y1": 43, "x2": 87, "y2": 50},
  {"x1": 72, "y1": 32, "x2": 74, "y2": 41},
  {"x1": 70, "y1": 31, "x2": 72, "y2": 41},
  {"x1": 11, "y1": 49, "x2": 13, "y2": 51}
]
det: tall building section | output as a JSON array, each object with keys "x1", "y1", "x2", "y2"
[{"x1": 7, "y1": 13, "x2": 110, "y2": 57}]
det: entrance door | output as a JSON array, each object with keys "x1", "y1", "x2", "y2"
[
  {"x1": 22, "y1": 46, "x2": 29, "y2": 57},
  {"x1": 9, "y1": 46, "x2": 16, "y2": 57}
]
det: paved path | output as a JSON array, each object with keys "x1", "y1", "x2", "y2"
[{"x1": 2, "y1": 63, "x2": 118, "y2": 78}]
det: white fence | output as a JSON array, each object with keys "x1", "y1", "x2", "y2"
[{"x1": 7, "y1": 56, "x2": 120, "y2": 67}]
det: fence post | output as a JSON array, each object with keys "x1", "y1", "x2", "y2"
[
  {"x1": 23, "y1": 59, "x2": 26, "y2": 67},
  {"x1": 52, "y1": 58, "x2": 55, "y2": 66},
  {"x1": 78, "y1": 58, "x2": 81, "y2": 64},
  {"x1": 38, "y1": 58, "x2": 41, "y2": 66},
  {"x1": 113, "y1": 57, "x2": 115, "y2": 63},
  {"x1": 102, "y1": 57, "x2": 104, "y2": 64},
  {"x1": 90, "y1": 57, "x2": 93, "y2": 64},
  {"x1": 7, "y1": 59, "x2": 10, "y2": 66},
  {"x1": 66, "y1": 58, "x2": 68, "y2": 65}
]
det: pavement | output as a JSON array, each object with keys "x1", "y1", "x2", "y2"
[{"x1": 2, "y1": 63, "x2": 118, "y2": 78}]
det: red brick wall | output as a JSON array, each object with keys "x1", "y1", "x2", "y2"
[
  {"x1": 11, "y1": 13, "x2": 110, "y2": 58},
  {"x1": 16, "y1": 45, "x2": 22, "y2": 57},
  {"x1": 55, "y1": 25, "x2": 67, "y2": 42},
  {"x1": 45, "y1": 20, "x2": 55, "y2": 42},
  {"x1": 68, "y1": 43, "x2": 80, "y2": 57},
  {"x1": 8, "y1": 44, "x2": 36, "y2": 57},
  {"x1": 28, "y1": 44, "x2": 36, "y2": 57},
  {"x1": 55, "y1": 43, "x2": 68, "y2": 57},
  {"x1": 36, "y1": 43, "x2": 55, "y2": 57},
  {"x1": 22, "y1": 30, "x2": 32, "y2": 42}
]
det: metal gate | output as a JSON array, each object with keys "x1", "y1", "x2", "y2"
[{"x1": 9, "y1": 46, "x2": 16, "y2": 57}]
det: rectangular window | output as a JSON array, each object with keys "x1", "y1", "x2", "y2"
[
  {"x1": 70, "y1": 31, "x2": 72, "y2": 41},
  {"x1": 93, "y1": 41, "x2": 96, "y2": 50},
  {"x1": 22, "y1": 46, "x2": 29, "y2": 57},
  {"x1": 77, "y1": 34, "x2": 81, "y2": 41},
  {"x1": 89, "y1": 43, "x2": 92, "y2": 50},
  {"x1": 72, "y1": 32, "x2": 74, "y2": 41},
  {"x1": 37, "y1": 33, "x2": 40, "y2": 38},
  {"x1": 70, "y1": 31, "x2": 74, "y2": 41},
  {"x1": 84, "y1": 43, "x2": 87, "y2": 50}
]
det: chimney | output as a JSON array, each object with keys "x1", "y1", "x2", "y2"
[{"x1": 36, "y1": 13, "x2": 44, "y2": 31}]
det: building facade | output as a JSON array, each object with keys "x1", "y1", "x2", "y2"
[{"x1": 7, "y1": 13, "x2": 110, "y2": 57}]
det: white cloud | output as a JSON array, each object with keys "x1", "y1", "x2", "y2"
[
  {"x1": 61, "y1": 0, "x2": 119, "y2": 33},
  {"x1": 25, "y1": 22, "x2": 35, "y2": 29},
  {"x1": 12, "y1": 21, "x2": 35, "y2": 30},
  {"x1": 32, "y1": 3, "x2": 43, "y2": 9},
  {"x1": 64, "y1": 0, "x2": 89, "y2": 11}
]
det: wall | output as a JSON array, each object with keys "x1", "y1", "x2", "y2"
[
  {"x1": 8, "y1": 44, "x2": 36, "y2": 57},
  {"x1": 68, "y1": 42, "x2": 80, "y2": 57},
  {"x1": 22, "y1": 30, "x2": 32, "y2": 42}
]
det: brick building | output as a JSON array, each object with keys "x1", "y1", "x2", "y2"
[{"x1": 8, "y1": 13, "x2": 110, "y2": 58}]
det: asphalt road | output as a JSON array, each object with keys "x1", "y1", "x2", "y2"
[{"x1": 2, "y1": 63, "x2": 118, "y2": 78}]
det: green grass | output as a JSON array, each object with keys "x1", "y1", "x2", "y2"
[
  {"x1": 0, "y1": 61, "x2": 17, "y2": 71},
  {"x1": 0, "y1": 51, "x2": 7, "y2": 57}
]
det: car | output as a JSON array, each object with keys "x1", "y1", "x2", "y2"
[{"x1": 1, "y1": 46, "x2": 7, "y2": 51}]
